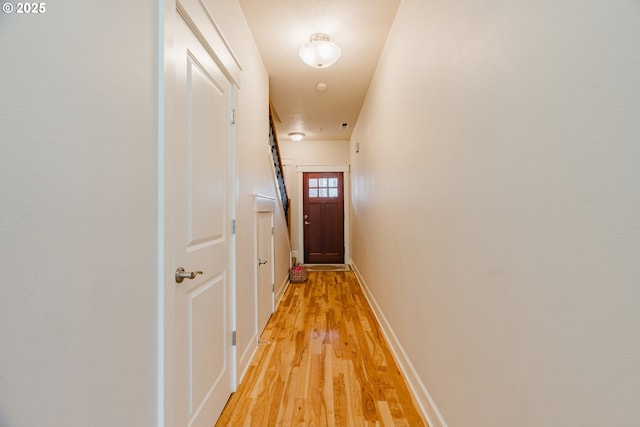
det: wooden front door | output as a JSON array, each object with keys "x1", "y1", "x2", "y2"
[{"x1": 303, "y1": 172, "x2": 344, "y2": 263}]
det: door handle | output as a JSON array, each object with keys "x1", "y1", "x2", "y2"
[
  {"x1": 258, "y1": 259, "x2": 268, "y2": 266},
  {"x1": 175, "y1": 267, "x2": 203, "y2": 284},
  {"x1": 304, "y1": 221, "x2": 310, "y2": 225}
]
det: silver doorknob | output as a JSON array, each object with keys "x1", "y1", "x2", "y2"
[
  {"x1": 175, "y1": 267, "x2": 203, "y2": 284},
  {"x1": 304, "y1": 221, "x2": 310, "y2": 225}
]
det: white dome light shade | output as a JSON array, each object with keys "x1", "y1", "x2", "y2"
[
  {"x1": 288, "y1": 132, "x2": 305, "y2": 141},
  {"x1": 298, "y1": 33, "x2": 341, "y2": 69}
]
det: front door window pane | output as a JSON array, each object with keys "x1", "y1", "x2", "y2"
[{"x1": 308, "y1": 174, "x2": 340, "y2": 198}]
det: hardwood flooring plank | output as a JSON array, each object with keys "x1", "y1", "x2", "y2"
[
  {"x1": 323, "y1": 345, "x2": 336, "y2": 427},
  {"x1": 377, "y1": 401, "x2": 395, "y2": 427},
  {"x1": 279, "y1": 366, "x2": 299, "y2": 426}
]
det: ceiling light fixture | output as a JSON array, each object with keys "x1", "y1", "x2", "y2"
[
  {"x1": 299, "y1": 33, "x2": 342, "y2": 69},
  {"x1": 288, "y1": 132, "x2": 305, "y2": 141}
]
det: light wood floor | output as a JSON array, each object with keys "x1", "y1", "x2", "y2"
[{"x1": 216, "y1": 270, "x2": 427, "y2": 426}]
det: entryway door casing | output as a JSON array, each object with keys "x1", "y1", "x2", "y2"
[{"x1": 302, "y1": 171, "x2": 345, "y2": 264}]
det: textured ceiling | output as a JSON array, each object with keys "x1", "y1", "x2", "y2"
[{"x1": 239, "y1": 0, "x2": 401, "y2": 141}]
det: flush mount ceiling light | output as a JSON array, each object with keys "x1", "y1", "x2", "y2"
[
  {"x1": 288, "y1": 132, "x2": 305, "y2": 141},
  {"x1": 298, "y1": 33, "x2": 342, "y2": 69}
]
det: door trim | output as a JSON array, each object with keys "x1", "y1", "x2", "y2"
[
  {"x1": 295, "y1": 165, "x2": 350, "y2": 264},
  {"x1": 253, "y1": 194, "x2": 275, "y2": 333}
]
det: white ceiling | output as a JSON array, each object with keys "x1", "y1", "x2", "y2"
[{"x1": 239, "y1": 0, "x2": 401, "y2": 141}]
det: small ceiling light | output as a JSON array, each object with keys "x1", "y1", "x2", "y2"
[
  {"x1": 288, "y1": 132, "x2": 305, "y2": 141},
  {"x1": 316, "y1": 82, "x2": 328, "y2": 91},
  {"x1": 299, "y1": 33, "x2": 342, "y2": 69}
]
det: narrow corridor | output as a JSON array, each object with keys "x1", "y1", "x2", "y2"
[{"x1": 216, "y1": 270, "x2": 426, "y2": 426}]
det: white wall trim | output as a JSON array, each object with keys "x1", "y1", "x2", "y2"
[
  {"x1": 351, "y1": 262, "x2": 448, "y2": 427},
  {"x1": 295, "y1": 165, "x2": 350, "y2": 264},
  {"x1": 251, "y1": 193, "x2": 276, "y2": 361},
  {"x1": 238, "y1": 276, "x2": 290, "y2": 386},
  {"x1": 161, "y1": 2, "x2": 178, "y2": 425},
  {"x1": 237, "y1": 197, "x2": 277, "y2": 385},
  {"x1": 237, "y1": 331, "x2": 258, "y2": 383},
  {"x1": 238, "y1": 276, "x2": 290, "y2": 384},
  {"x1": 229, "y1": 84, "x2": 238, "y2": 390},
  {"x1": 274, "y1": 276, "x2": 290, "y2": 309},
  {"x1": 254, "y1": 194, "x2": 276, "y2": 212},
  {"x1": 176, "y1": 0, "x2": 242, "y2": 85}
]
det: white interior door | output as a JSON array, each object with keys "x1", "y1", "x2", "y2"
[
  {"x1": 257, "y1": 211, "x2": 274, "y2": 335},
  {"x1": 174, "y1": 12, "x2": 234, "y2": 427}
]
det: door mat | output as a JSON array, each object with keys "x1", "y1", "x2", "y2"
[{"x1": 303, "y1": 264, "x2": 351, "y2": 272}]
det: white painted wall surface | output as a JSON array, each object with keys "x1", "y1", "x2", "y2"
[
  {"x1": 351, "y1": 1, "x2": 640, "y2": 426},
  {"x1": 279, "y1": 140, "x2": 350, "y2": 260},
  {"x1": 0, "y1": 2, "x2": 159, "y2": 426},
  {"x1": 280, "y1": 139, "x2": 350, "y2": 166},
  {"x1": 203, "y1": 0, "x2": 292, "y2": 383}
]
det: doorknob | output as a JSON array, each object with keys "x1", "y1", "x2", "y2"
[
  {"x1": 304, "y1": 221, "x2": 310, "y2": 225},
  {"x1": 175, "y1": 267, "x2": 203, "y2": 284},
  {"x1": 258, "y1": 259, "x2": 268, "y2": 266}
]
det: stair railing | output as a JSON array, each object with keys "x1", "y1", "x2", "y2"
[{"x1": 268, "y1": 105, "x2": 290, "y2": 228}]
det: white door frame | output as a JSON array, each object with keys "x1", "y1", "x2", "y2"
[
  {"x1": 254, "y1": 195, "x2": 276, "y2": 337},
  {"x1": 296, "y1": 165, "x2": 350, "y2": 264}
]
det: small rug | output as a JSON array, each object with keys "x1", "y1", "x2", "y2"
[{"x1": 303, "y1": 264, "x2": 351, "y2": 272}]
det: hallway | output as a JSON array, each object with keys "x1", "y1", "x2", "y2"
[
  {"x1": 3, "y1": 1, "x2": 640, "y2": 426},
  {"x1": 216, "y1": 270, "x2": 426, "y2": 426}
]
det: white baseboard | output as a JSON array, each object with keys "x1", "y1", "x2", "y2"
[
  {"x1": 238, "y1": 275, "x2": 290, "y2": 386},
  {"x1": 275, "y1": 276, "x2": 290, "y2": 309},
  {"x1": 351, "y1": 262, "x2": 448, "y2": 427},
  {"x1": 237, "y1": 331, "x2": 258, "y2": 385}
]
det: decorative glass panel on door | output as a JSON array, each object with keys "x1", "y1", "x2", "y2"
[{"x1": 308, "y1": 176, "x2": 339, "y2": 198}]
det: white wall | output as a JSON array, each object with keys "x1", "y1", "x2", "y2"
[
  {"x1": 280, "y1": 139, "x2": 350, "y2": 166},
  {"x1": 203, "y1": 0, "x2": 292, "y2": 381},
  {"x1": 351, "y1": 1, "x2": 640, "y2": 426},
  {"x1": 279, "y1": 139, "x2": 350, "y2": 260},
  {"x1": 0, "y1": 2, "x2": 159, "y2": 426}
]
